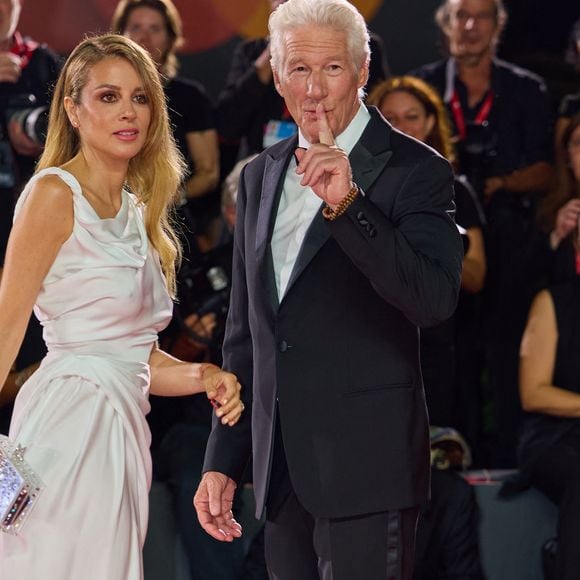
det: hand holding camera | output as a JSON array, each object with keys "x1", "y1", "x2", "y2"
[{"x1": 0, "y1": 52, "x2": 22, "y2": 84}]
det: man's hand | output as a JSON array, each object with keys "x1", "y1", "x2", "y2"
[
  {"x1": 0, "y1": 52, "x2": 21, "y2": 83},
  {"x1": 295, "y1": 103, "x2": 354, "y2": 209},
  {"x1": 194, "y1": 471, "x2": 242, "y2": 541}
]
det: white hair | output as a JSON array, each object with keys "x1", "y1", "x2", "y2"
[{"x1": 268, "y1": 0, "x2": 370, "y2": 74}]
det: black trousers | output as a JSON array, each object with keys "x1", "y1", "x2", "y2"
[
  {"x1": 528, "y1": 430, "x2": 580, "y2": 580},
  {"x1": 265, "y1": 419, "x2": 419, "y2": 580}
]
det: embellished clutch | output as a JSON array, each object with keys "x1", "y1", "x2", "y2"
[{"x1": 0, "y1": 435, "x2": 44, "y2": 535}]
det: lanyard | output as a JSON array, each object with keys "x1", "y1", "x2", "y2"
[
  {"x1": 444, "y1": 57, "x2": 494, "y2": 141},
  {"x1": 450, "y1": 88, "x2": 494, "y2": 141},
  {"x1": 9, "y1": 32, "x2": 39, "y2": 70}
]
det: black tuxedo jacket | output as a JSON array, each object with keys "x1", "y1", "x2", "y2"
[{"x1": 204, "y1": 107, "x2": 463, "y2": 519}]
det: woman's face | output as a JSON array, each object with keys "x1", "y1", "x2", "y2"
[
  {"x1": 122, "y1": 6, "x2": 171, "y2": 67},
  {"x1": 65, "y1": 56, "x2": 151, "y2": 165},
  {"x1": 379, "y1": 90, "x2": 435, "y2": 144},
  {"x1": 568, "y1": 124, "x2": 580, "y2": 183}
]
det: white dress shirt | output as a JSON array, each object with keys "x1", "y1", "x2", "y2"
[{"x1": 271, "y1": 104, "x2": 371, "y2": 299}]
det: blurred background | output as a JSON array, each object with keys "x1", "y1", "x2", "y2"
[{"x1": 19, "y1": 0, "x2": 579, "y2": 100}]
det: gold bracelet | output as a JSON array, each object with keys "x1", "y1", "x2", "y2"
[{"x1": 322, "y1": 183, "x2": 359, "y2": 221}]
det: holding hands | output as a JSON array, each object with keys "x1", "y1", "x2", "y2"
[{"x1": 201, "y1": 364, "x2": 244, "y2": 426}]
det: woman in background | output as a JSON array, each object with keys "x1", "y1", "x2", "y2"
[{"x1": 112, "y1": 0, "x2": 220, "y2": 238}]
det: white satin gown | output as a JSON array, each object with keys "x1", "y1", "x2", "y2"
[{"x1": 0, "y1": 167, "x2": 173, "y2": 579}]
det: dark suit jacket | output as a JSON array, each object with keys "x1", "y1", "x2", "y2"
[{"x1": 204, "y1": 107, "x2": 463, "y2": 519}]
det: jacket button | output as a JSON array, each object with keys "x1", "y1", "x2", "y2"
[
  {"x1": 278, "y1": 340, "x2": 289, "y2": 352},
  {"x1": 356, "y1": 211, "x2": 369, "y2": 226}
]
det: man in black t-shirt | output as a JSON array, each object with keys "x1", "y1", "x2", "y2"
[{"x1": 410, "y1": 0, "x2": 553, "y2": 467}]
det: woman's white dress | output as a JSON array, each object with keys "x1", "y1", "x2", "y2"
[{"x1": 0, "y1": 167, "x2": 173, "y2": 579}]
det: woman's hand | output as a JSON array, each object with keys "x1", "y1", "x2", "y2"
[
  {"x1": 550, "y1": 198, "x2": 580, "y2": 249},
  {"x1": 202, "y1": 364, "x2": 244, "y2": 426}
]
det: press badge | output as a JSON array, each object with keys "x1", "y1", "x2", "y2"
[{"x1": 263, "y1": 120, "x2": 297, "y2": 149}]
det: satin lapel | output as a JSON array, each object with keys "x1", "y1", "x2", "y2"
[
  {"x1": 255, "y1": 137, "x2": 296, "y2": 312},
  {"x1": 349, "y1": 108, "x2": 393, "y2": 196},
  {"x1": 283, "y1": 110, "x2": 393, "y2": 297}
]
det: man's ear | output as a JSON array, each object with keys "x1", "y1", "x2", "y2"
[
  {"x1": 273, "y1": 69, "x2": 284, "y2": 97},
  {"x1": 357, "y1": 61, "x2": 369, "y2": 90}
]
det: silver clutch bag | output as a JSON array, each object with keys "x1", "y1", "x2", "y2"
[{"x1": 0, "y1": 435, "x2": 44, "y2": 535}]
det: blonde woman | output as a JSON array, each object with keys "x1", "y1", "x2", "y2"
[{"x1": 0, "y1": 34, "x2": 242, "y2": 579}]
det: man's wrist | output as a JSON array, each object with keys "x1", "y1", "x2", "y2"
[{"x1": 322, "y1": 183, "x2": 359, "y2": 221}]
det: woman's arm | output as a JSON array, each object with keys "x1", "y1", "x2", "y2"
[
  {"x1": 183, "y1": 130, "x2": 220, "y2": 199},
  {"x1": 519, "y1": 289, "x2": 580, "y2": 417},
  {"x1": 149, "y1": 346, "x2": 242, "y2": 426},
  {"x1": 461, "y1": 226, "x2": 486, "y2": 293},
  {"x1": 0, "y1": 175, "x2": 73, "y2": 393}
]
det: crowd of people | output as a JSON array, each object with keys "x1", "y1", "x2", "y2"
[{"x1": 0, "y1": 0, "x2": 579, "y2": 578}]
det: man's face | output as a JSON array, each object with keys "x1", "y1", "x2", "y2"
[
  {"x1": 0, "y1": 0, "x2": 21, "y2": 44},
  {"x1": 445, "y1": 0, "x2": 498, "y2": 64},
  {"x1": 273, "y1": 25, "x2": 368, "y2": 143}
]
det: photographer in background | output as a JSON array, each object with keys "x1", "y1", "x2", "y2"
[
  {"x1": 0, "y1": 0, "x2": 60, "y2": 433},
  {"x1": 410, "y1": 0, "x2": 554, "y2": 467}
]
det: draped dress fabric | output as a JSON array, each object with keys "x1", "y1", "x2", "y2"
[{"x1": 0, "y1": 167, "x2": 173, "y2": 579}]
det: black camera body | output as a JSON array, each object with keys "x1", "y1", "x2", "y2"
[
  {"x1": 458, "y1": 121, "x2": 498, "y2": 198},
  {"x1": 0, "y1": 94, "x2": 49, "y2": 189},
  {"x1": 175, "y1": 242, "x2": 233, "y2": 349},
  {"x1": 4, "y1": 93, "x2": 49, "y2": 147}
]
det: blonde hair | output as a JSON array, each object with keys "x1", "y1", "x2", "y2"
[
  {"x1": 367, "y1": 75, "x2": 457, "y2": 166},
  {"x1": 37, "y1": 33, "x2": 186, "y2": 294},
  {"x1": 111, "y1": 0, "x2": 183, "y2": 78}
]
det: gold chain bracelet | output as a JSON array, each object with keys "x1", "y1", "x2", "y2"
[{"x1": 322, "y1": 183, "x2": 359, "y2": 221}]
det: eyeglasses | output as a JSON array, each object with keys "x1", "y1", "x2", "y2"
[{"x1": 453, "y1": 10, "x2": 496, "y2": 25}]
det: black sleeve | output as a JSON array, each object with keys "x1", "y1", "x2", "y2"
[
  {"x1": 454, "y1": 175, "x2": 485, "y2": 230},
  {"x1": 558, "y1": 92, "x2": 580, "y2": 118},
  {"x1": 517, "y1": 76, "x2": 554, "y2": 166},
  {"x1": 170, "y1": 78, "x2": 215, "y2": 134},
  {"x1": 215, "y1": 39, "x2": 274, "y2": 141},
  {"x1": 367, "y1": 32, "x2": 390, "y2": 93}
]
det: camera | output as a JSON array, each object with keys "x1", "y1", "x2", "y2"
[
  {"x1": 458, "y1": 121, "x2": 497, "y2": 198},
  {"x1": 175, "y1": 246, "x2": 232, "y2": 348},
  {"x1": 5, "y1": 94, "x2": 49, "y2": 147}
]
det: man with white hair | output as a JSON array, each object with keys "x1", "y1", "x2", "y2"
[{"x1": 195, "y1": 1, "x2": 462, "y2": 578}]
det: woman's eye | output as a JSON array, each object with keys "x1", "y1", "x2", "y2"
[
  {"x1": 101, "y1": 93, "x2": 117, "y2": 103},
  {"x1": 134, "y1": 93, "x2": 149, "y2": 105}
]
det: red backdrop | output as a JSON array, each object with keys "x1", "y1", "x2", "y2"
[{"x1": 20, "y1": 0, "x2": 384, "y2": 55}]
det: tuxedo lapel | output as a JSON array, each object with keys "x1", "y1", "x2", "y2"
[
  {"x1": 255, "y1": 137, "x2": 297, "y2": 312},
  {"x1": 349, "y1": 108, "x2": 393, "y2": 195},
  {"x1": 284, "y1": 109, "x2": 393, "y2": 297}
]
